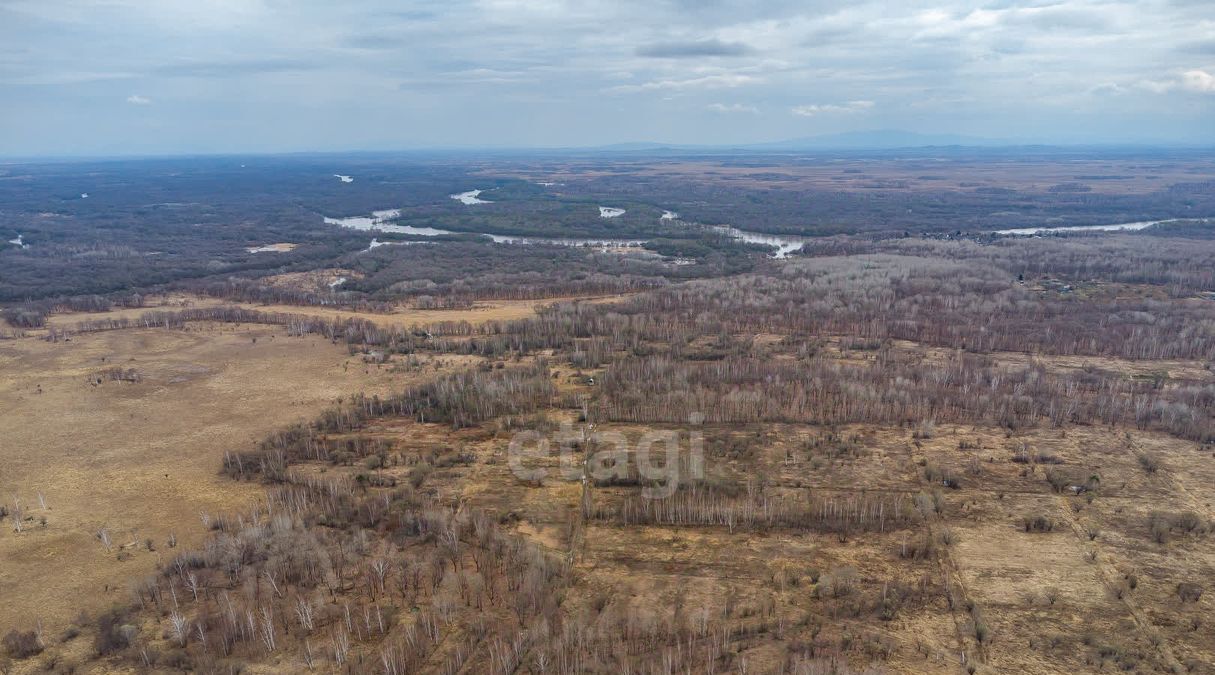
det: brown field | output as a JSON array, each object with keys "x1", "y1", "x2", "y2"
[
  {"x1": 7, "y1": 145, "x2": 1215, "y2": 675},
  {"x1": 0, "y1": 317, "x2": 495, "y2": 637},
  {"x1": 4, "y1": 291, "x2": 1213, "y2": 673},
  {"x1": 885, "y1": 339, "x2": 1215, "y2": 383},
  {"x1": 258, "y1": 268, "x2": 356, "y2": 293},
  {"x1": 223, "y1": 370, "x2": 1213, "y2": 673},
  {"x1": 245, "y1": 243, "x2": 298, "y2": 253},
  {"x1": 86, "y1": 342, "x2": 1204, "y2": 674},
  {"x1": 478, "y1": 422, "x2": 1210, "y2": 672},
  {"x1": 496, "y1": 156, "x2": 1215, "y2": 195},
  {"x1": 36, "y1": 293, "x2": 572, "y2": 334}
]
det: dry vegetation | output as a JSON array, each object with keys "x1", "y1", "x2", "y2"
[
  {"x1": 26, "y1": 294, "x2": 555, "y2": 335},
  {"x1": 0, "y1": 297, "x2": 561, "y2": 672},
  {"x1": 0, "y1": 321, "x2": 449, "y2": 632},
  {"x1": 2, "y1": 160, "x2": 1215, "y2": 670},
  {"x1": 3, "y1": 210, "x2": 1215, "y2": 674},
  {"x1": 509, "y1": 156, "x2": 1215, "y2": 196}
]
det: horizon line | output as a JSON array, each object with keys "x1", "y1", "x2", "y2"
[{"x1": 5, "y1": 140, "x2": 1215, "y2": 164}]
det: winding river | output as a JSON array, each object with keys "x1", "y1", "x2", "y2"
[
  {"x1": 993, "y1": 219, "x2": 1182, "y2": 236},
  {"x1": 324, "y1": 203, "x2": 808, "y2": 257}
]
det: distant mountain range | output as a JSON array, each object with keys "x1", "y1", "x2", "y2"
[
  {"x1": 587, "y1": 130, "x2": 1005, "y2": 152},
  {"x1": 9, "y1": 131, "x2": 1209, "y2": 162},
  {"x1": 749, "y1": 130, "x2": 1009, "y2": 149},
  {"x1": 585, "y1": 130, "x2": 1215, "y2": 153}
]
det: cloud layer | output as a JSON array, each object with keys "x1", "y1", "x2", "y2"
[
  {"x1": 1, "y1": 0, "x2": 1212, "y2": 154},
  {"x1": 637, "y1": 39, "x2": 754, "y2": 58},
  {"x1": 791, "y1": 101, "x2": 874, "y2": 117}
]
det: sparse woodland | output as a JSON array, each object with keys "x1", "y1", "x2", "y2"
[{"x1": 3, "y1": 157, "x2": 1215, "y2": 674}]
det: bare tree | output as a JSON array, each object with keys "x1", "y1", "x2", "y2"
[
  {"x1": 168, "y1": 611, "x2": 189, "y2": 647},
  {"x1": 9, "y1": 498, "x2": 23, "y2": 533},
  {"x1": 295, "y1": 596, "x2": 315, "y2": 632},
  {"x1": 96, "y1": 527, "x2": 112, "y2": 551},
  {"x1": 184, "y1": 572, "x2": 201, "y2": 601},
  {"x1": 259, "y1": 607, "x2": 276, "y2": 652}
]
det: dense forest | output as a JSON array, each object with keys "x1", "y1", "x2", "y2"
[{"x1": 5, "y1": 151, "x2": 1215, "y2": 302}]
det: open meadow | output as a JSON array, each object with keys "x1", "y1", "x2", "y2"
[{"x1": 0, "y1": 297, "x2": 551, "y2": 647}]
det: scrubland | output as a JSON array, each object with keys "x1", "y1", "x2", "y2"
[
  {"x1": 2, "y1": 153, "x2": 1215, "y2": 674},
  {"x1": 3, "y1": 228, "x2": 1212, "y2": 675}
]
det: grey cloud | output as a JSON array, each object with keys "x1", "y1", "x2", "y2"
[
  {"x1": 636, "y1": 39, "x2": 754, "y2": 58},
  {"x1": 708, "y1": 102, "x2": 759, "y2": 113},
  {"x1": 154, "y1": 58, "x2": 320, "y2": 78},
  {"x1": 1182, "y1": 70, "x2": 1215, "y2": 93},
  {"x1": 1001, "y1": 6, "x2": 1114, "y2": 31},
  {"x1": 2, "y1": 0, "x2": 1214, "y2": 154},
  {"x1": 654, "y1": 0, "x2": 821, "y2": 25},
  {"x1": 801, "y1": 25, "x2": 865, "y2": 48},
  {"x1": 791, "y1": 100, "x2": 873, "y2": 116},
  {"x1": 340, "y1": 32, "x2": 407, "y2": 50},
  {"x1": 1178, "y1": 39, "x2": 1215, "y2": 55},
  {"x1": 609, "y1": 73, "x2": 759, "y2": 93},
  {"x1": 398, "y1": 68, "x2": 537, "y2": 90},
  {"x1": 382, "y1": 9, "x2": 439, "y2": 22}
]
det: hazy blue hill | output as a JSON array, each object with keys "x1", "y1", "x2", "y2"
[{"x1": 747, "y1": 129, "x2": 1007, "y2": 149}]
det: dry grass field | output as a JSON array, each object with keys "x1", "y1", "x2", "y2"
[
  {"x1": 35, "y1": 293, "x2": 561, "y2": 334},
  {"x1": 41, "y1": 336, "x2": 1195, "y2": 674},
  {"x1": 2, "y1": 265, "x2": 1213, "y2": 673},
  {"x1": 0, "y1": 294, "x2": 567, "y2": 639},
  {"x1": 401, "y1": 416, "x2": 1215, "y2": 674},
  {"x1": 0, "y1": 324, "x2": 398, "y2": 632},
  {"x1": 498, "y1": 156, "x2": 1215, "y2": 195}
]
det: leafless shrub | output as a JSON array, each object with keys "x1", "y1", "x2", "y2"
[
  {"x1": 93, "y1": 608, "x2": 133, "y2": 656},
  {"x1": 1023, "y1": 515, "x2": 1054, "y2": 533},
  {"x1": 1148, "y1": 511, "x2": 1207, "y2": 544},
  {"x1": 1177, "y1": 582, "x2": 1203, "y2": 603},
  {"x1": 1034, "y1": 450, "x2": 1062, "y2": 465},
  {"x1": 1136, "y1": 452, "x2": 1161, "y2": 474},
  {"x1": 815, "y1": 567, "x2": 858, "y2": 599},
  {"x1": 1, "y1": 630, "x2": 42, "y2": 659},
  {"x1": 898, "y1": 533, "x2": 935, "y2": 559},
  {"x1": 923, "y1": 463, "x2": 961, "y2": 489},
  {"x1": 1170, "y1": 511, "x2": 1206, "y2": 535},
  {"x1": 969, "y1": 605, "x2": 990, "y2": 644},
  {"x1": 1042, "y1": 587, "x2": 1061, "y2": 606},
  {"x1": 96, "y1": 528, "x2": 112, "y2": 552},
  {"x1": 8, "y1": 500, "x2": 23, "y2": 534},
  {"x1": 100, "y1": 367, "x2": 141, "y2": 383},
  {"x1": 593, "y1": 485, "x2": 917, "y2": 535}
]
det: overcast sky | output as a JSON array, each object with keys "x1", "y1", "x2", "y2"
[{"x1": 2, "y1": 0, "x2": 1213, "y2": 156}]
